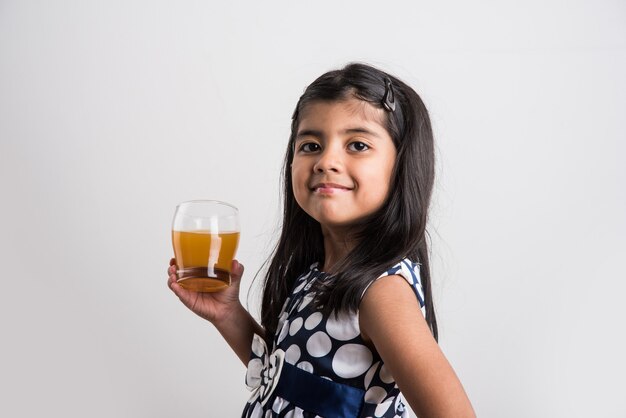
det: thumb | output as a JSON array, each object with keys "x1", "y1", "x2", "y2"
[{"x1": 230, "y1": 259, "x2": 244, "y2": 284}]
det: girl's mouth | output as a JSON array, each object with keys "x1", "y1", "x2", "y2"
[{"x1": 310, "y1": 183, "x2": 352, "y2": 194}]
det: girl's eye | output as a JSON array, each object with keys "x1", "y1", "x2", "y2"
[
  {"x1": 348, "y1": 141, "x2": 369, "y2": 152},
  {"x1": 299, "y1": 142, "x2": 321, "y2": 153}
]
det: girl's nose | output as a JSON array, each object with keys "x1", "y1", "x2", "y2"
[{"x1": 313, "y1": 147, "x2": 343, "y2": 173}]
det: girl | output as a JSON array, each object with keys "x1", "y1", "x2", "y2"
[{"x1": 168, "y1": 63, "x2": 475, "y2": 418}]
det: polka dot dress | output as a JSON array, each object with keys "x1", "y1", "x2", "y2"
[{"x1": 242, "y1": 259, "x2": 426, "y2": 418}]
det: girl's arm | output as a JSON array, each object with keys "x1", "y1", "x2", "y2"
[
  {"x1": 168, "y1": 259, "x2": 265, "y2": 366},
  {"x1": 359, "y1": 275, "x2": 476, "y2": 418},
  {"x1": 212, "y1": 302, "x2": 266, "y2": 365}
]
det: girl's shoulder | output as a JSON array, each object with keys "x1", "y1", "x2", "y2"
[{"x1": 361, "y1": 258, "x2": 426, "y2": 315}]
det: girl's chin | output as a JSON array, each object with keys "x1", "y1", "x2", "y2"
[{"x1": 314, "y1": 215, "x2": 370, "y2": 231}]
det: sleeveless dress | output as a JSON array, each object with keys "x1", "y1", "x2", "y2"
[{"x1": 241, "y1": 259, "x2": 426, "y2": 418}]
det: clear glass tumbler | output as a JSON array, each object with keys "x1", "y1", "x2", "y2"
[{"x1": 171, "y1": 200, "x2": 240, "y2": 292}]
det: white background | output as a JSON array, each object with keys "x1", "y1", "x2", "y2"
[{"x1": 1, "y1": 1, "x2": 625, "y2": 417}]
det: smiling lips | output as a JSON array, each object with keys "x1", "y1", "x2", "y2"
[{"x1": 310, "y1": 182, "x2": 353, "y2": 194}]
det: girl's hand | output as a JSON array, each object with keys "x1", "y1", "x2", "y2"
[{"x1": 167, "y1": 258, "x2": 244, "y2": 326}]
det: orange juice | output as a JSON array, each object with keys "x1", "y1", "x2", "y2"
[{"x1": 172, "y1": 230, "x2": 240, "y2": 292}]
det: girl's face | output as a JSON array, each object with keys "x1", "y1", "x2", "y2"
[{"x1": 291, "y1": 98, "x2": 397, "y2": 231}]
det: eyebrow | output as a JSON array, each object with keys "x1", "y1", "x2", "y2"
[{"x1": 295, "y1": 127, "x2": 381, "y2": 141}]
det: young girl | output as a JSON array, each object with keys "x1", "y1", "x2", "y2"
[{"x1": 168, "y1": 63, "x2": 475, "y2": 418}]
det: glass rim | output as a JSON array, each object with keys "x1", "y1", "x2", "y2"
[{"x1": 176, "y1": 199, "x2": 239, "y2": 212}]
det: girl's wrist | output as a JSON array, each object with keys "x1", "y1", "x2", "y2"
[{"x1": 210, "y1": 300, "x2": 246, "y2": 329}]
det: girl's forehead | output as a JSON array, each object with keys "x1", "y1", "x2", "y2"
[{"x1": 297, "y1": 98, "x2": 387, "y2": 129}]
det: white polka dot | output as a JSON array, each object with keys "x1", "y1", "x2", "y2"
[
  {"x1": 379, "y1": 364, "x2": 394, "y2": 384},
  {"x1": 246, "y1": 358, "x2": 263, "y2": 387},
  {"x1": 272, "y1": 397, "x2": 289, "y2": 413},
  {"x1": 251, "y1": 336, "x2": 265, "y2": 357},
  {"x1": 284, "y1": 407, "x2": 304, "y2": 418},
  {"x1": 265, "y1": 410, "x2": 272, "y2": 418},
  {"x1": 250, "y1": 402, "x2": 263, "y2": 418},
  {"x1": 277, "y1": 321, "x2": 289, "y2": 344},
  {"x1": 285, "y1": 344, "x2": 301, "y2": 364},
  {"x1": 332, "y1": 344, "x2": 373, "y2": 378},
  {"x1": 374, "y1": 399, "x2": 393, "y2": 417},
  {"x1": 293, "y1": 280, "x2": 307, "y2": 294},
  {"x1": 364, "y1": 386, "x2": 387, "y2": 404},
  {"x1": 364, "y1": 361, "x2": 380, "y2": 389},
  {"x1": 272, "y1": 396, "x2": 289, "y2": 414},
  {"x1": 306, "y1": 331, "x2": 332, "y2": 357},
  {"x1": 296, "y1": 361, "x2": 313, "y2": 373},
  {"x1": 304, "y1": 312, "x2": 323, "y2": 330},
  {"x1": 326, "y1": 311, "x2": 360, "y2": 341},
  {"x1": 297, "y1": 294, "x2": 315, "y2": 311},
  {"x1": 272, "y1": 397, "x2": 282, "y2": 413},
  {"x1": 289, "y1": 317, "x2": 303, "y2": 336}
]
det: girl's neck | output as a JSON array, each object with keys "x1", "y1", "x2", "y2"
[{"x1": 320, "y1": 225, "x2": 358, "y2": 273}]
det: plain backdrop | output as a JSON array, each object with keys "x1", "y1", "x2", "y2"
[{"x1": 1, "y1": 1, "x2": 625, "y2": 417}]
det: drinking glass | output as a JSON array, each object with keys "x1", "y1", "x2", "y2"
[{"x1": 171, "y1": 200, "x2": 240, "y2": 292}]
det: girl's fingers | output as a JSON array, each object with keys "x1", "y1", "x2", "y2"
[
  {"x1": 167, "y1": 262, "x2": 180, "y2": 289},
  {"x1": 168, "y1": 259, "x2": 178, "y2": 276},
  {"x1": 230, "y1": 259, "x2": 244, "y2": 284},
  {"x1": 167, "y1": 273, "x2": 176, "y2": 289},
  {"x1": 168, "y1": 275, "x2": 188, "y2": 300}
]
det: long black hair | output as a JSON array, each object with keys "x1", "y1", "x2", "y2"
[{"x1": 261, "y1": 63, "x2": 438, "y2": 345}]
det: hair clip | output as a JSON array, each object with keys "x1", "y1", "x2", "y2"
[{"x1": 382, "y1": 78, "x2": 396, "y2": 112}]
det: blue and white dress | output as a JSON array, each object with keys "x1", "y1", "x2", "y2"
[{"x1": 242, "y1": 259, "x2": 426, "y2": 418}]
